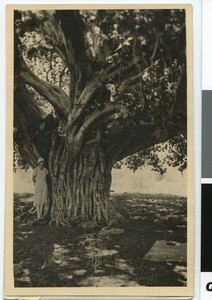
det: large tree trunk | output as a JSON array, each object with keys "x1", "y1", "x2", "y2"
[{"x1": 48, "y1": 135, "x2": 115, "y2": 226}]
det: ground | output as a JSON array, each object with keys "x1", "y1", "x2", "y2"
[{"x1": 13, "y1": 193, "x2": 187, "y2": 287}]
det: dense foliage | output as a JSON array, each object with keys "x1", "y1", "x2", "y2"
[{"x1": 14, "y1": 9, "x2": 187, "y2": 174}]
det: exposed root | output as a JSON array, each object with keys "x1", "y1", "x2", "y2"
[
  {"x1": 48, "y1": 219, "x2": 57, "y2": 227},
  {"x1": 59, "y1": 218, "x2": 73, "y2": 228},
  {"x1": 19, "y1": 206, "x2": 37, "y2": 222},
  {"x1": 24, "y1": 206, "x2": 36, "y2": 215},
  {"x1": 48, "y1": 215, "x2": 73, "y2": 228}
]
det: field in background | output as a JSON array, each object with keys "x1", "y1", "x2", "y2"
[{"x1": 14, "y1": 165, "x2": 187, "y2": 196}]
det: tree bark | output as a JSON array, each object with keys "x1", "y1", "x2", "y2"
[
  {"x1": 48, "y1": 135, "x2": 115, "y2": 226},
  {"x1": 14, "y1": 10, "x2": 187, "y2": 226}
]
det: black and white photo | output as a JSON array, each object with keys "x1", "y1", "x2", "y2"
[{"x1": 5, "y1": 4, "x2": 193, "y2": 297}]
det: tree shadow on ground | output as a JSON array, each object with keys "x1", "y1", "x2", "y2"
[{"x1": 13, "y1": 193, "x2": 187, "y2": 287}]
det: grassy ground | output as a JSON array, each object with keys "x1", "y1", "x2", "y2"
[{"x1": 14, "y1": 193, "x2": 187, "y2": 287}]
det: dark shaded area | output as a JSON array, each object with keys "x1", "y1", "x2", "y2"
[
  {"x1": 55, "y1": 10, "x2": 89, "y2": 61},
  {"x1": 14, "y1": 193, "x2": 187, "y2": 287},
  {"x1": 33, "y1": 114, "x2": 58, "y2": 162},
  {"x1": 14, "y1": 86, "x2": 41, "y2": 137},
  {"x1": 201, "y1": 184, "x2": 212, "y2": 272}
]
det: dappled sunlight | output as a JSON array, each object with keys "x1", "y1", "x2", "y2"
[{"x1": 14, "y1": 192, "x2": 187, "y2": 287}]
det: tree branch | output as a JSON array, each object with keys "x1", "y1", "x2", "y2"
[
  {"x1": 103, "y1": 122, "x2": 183, "y2": 166},
  {"x1": 150, "y1": 34, "x2": 160, "y2": 64},
  {"x1": 14, "y1": 84, "x2": 44, "y2": 167},
  {"x1": 66, "y1": 57, "x2": 146, "y2": 134},
  {"x1": 14, "y1": 83, "x2": 43, "y2": 135},
  {"x1": 14, "y1": 107, "x2": 40, "y2": 168},
  {"x1": 54, "y1": 10, "x2": 93, "y2": 95},
  {"x1": 66, "y1": 74, "x2": 107, "y2": 132},
  {"x1": 59, "y1": 66, "x2": 67, "y2": 89},
  {"x1": 67, "y1": 103, "x2": 116, "y2": 146},
  {"x1": 16, "y1": 48, "x2": 70, "y2": 123}
]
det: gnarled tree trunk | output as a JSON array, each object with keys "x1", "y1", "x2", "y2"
[
  {"x1": 14, "y1": 9, "x2": 187, "y2": 226},
  {"x1": 48, "y1": 135, "x2": 115, "y2": 226}
]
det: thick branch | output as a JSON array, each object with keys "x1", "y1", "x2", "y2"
[
  {"x1": 118, "y1": 52, "x2": 160, "y2": 94},
  {"x1": 14, "y1": 83, "x2": 42, "y2": 136},
  {"x1": 14, "y1": 85, "x2": 43, "y2": 167},
  {"x1": 14, "y1": 82, "x2": 59, "y2": 165},
  {"x1": 102, "y1": 119, "x2": 185, "y2": 166},
  {"x1": 67, "y1": 59, "x2": 145, "y2": 133},
  {"x1": 67, "y1": 104, "x2": 117, "y2": 148},
  {"x1": 14, "y1": 106, "x2": 40, "y2": 168},
  {"x1": 67, "y1": 74, "x2": 107, "y2": 132},
  {"x1": 15, "y1": 10, "x2": 77, "y2": 100},
  {"x1": 84, "y1": 105, "x2": 117, "y2": 130},
  {"x1": 55, "y1": 10, "x2": 93, "y2": 94},
  {"x1": 16, "y1": 48, "x2": 69, "y2": 123},
  {"x1": 66, "y1": 51, "x2": 160, "y2": 133}
]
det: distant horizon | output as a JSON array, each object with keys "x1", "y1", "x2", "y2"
[{"x1": 13, "y1": 165, "x2": 187, "y2": 197}]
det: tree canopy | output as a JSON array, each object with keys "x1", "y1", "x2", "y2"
[{"x1": 14, "y1": 9, "x2": 187, "y2": 173}]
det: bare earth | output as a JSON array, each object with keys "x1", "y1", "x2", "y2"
[{"x1": 14, "y1": 193, "x2": 187, "y2": 287}]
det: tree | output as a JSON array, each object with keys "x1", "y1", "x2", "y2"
[{"x1": 14, "y1": 9, "x2": 187, "y2": 225}]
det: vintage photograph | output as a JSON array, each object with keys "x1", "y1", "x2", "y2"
[{"x1": 5, "y1": 4, "x2": 193, "y2": 297}]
